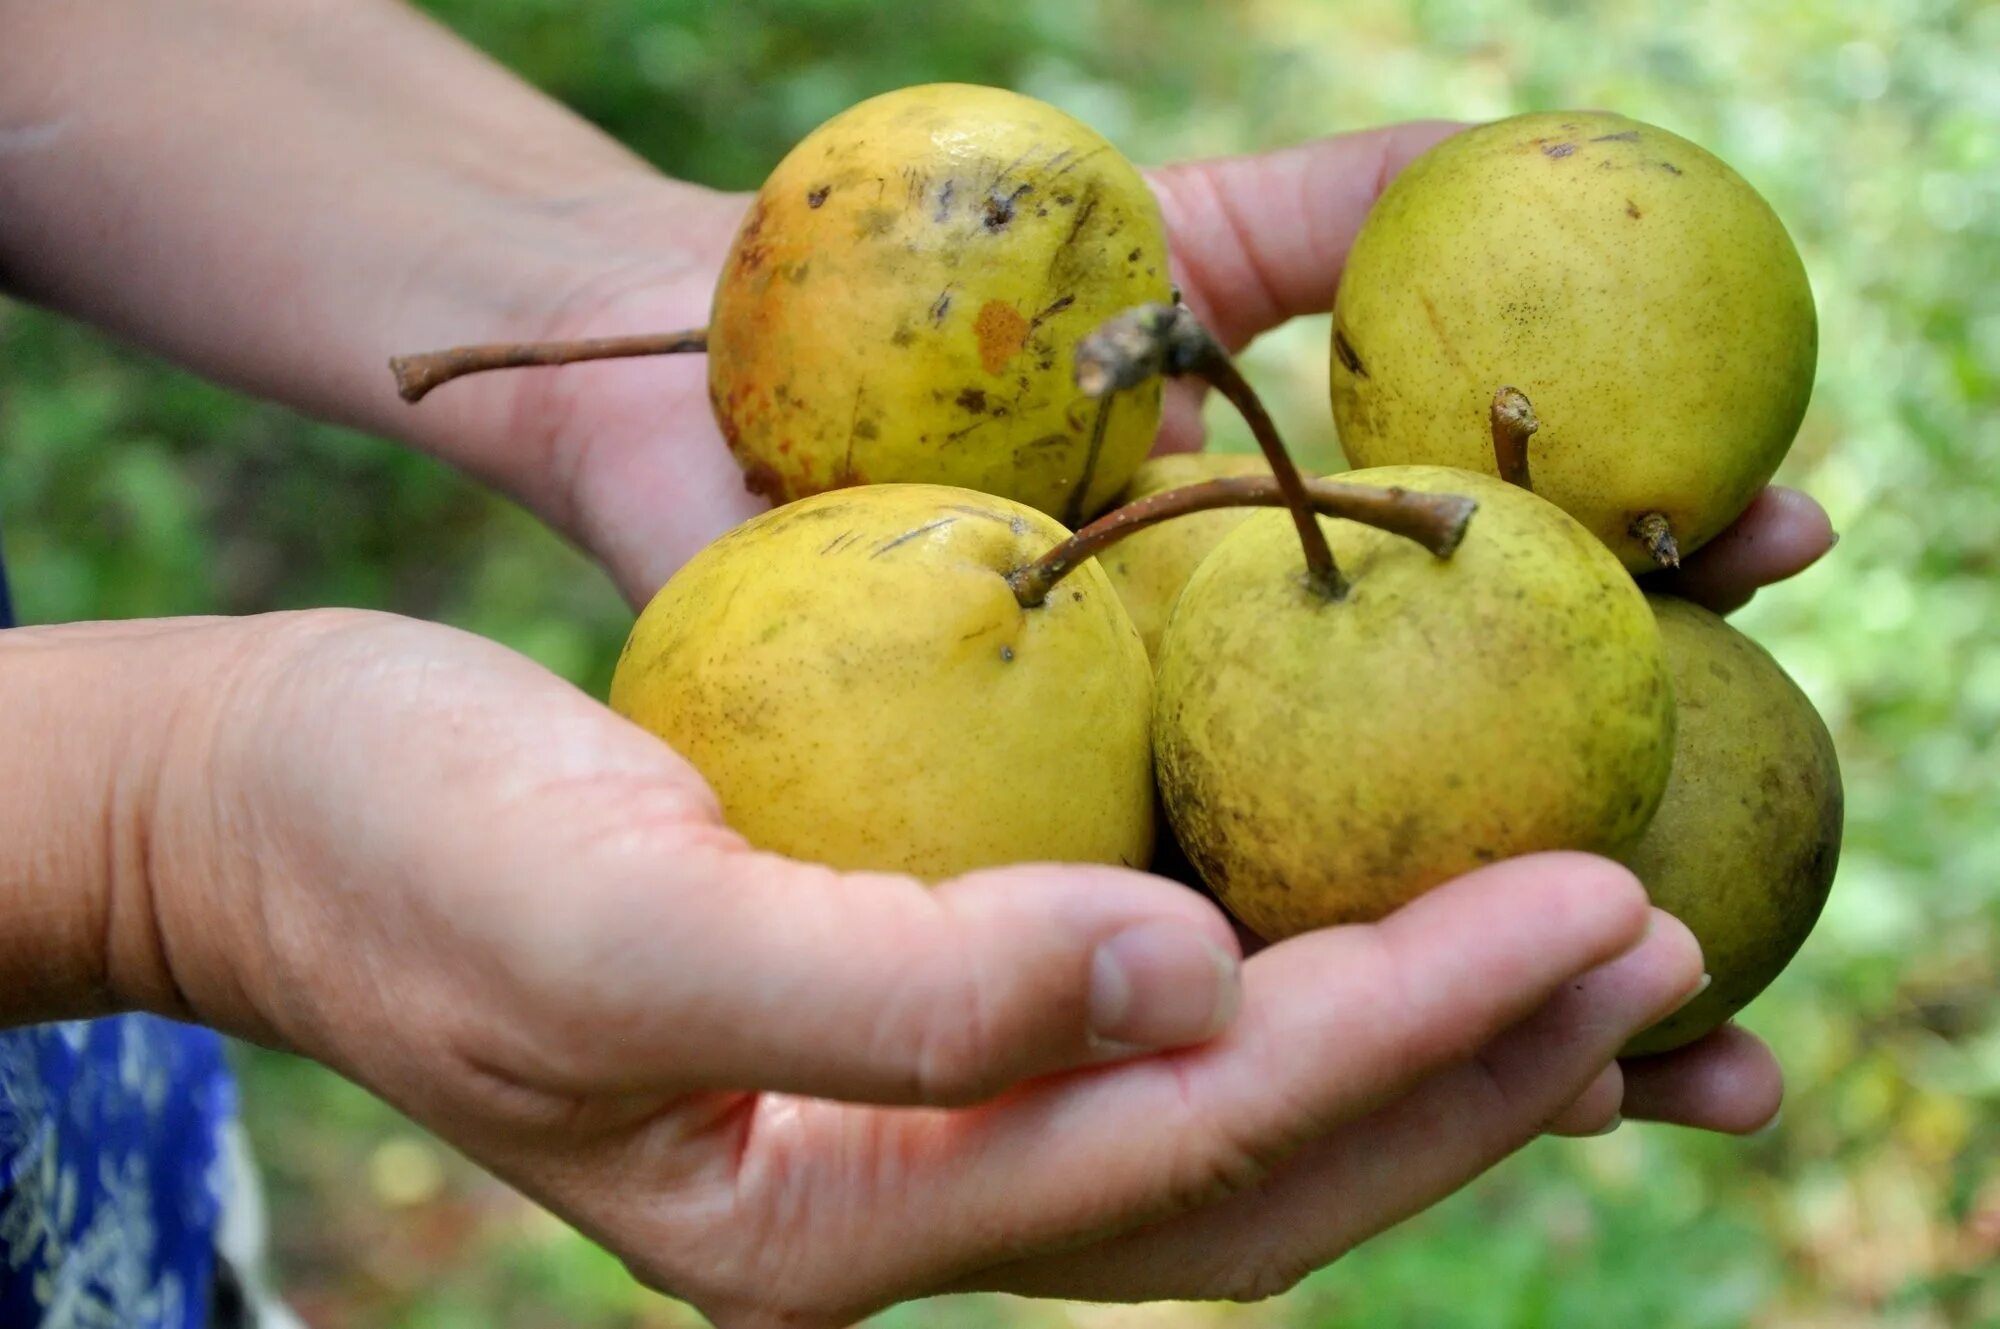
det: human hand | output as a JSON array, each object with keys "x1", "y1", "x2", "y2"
[{"x1": 60, "y1": 607, "x2": 1709, "y2": 1326}]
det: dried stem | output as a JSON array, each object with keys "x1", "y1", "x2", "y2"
[
  {"x1": 1009, "y1": 476, "x2": 1476, "y2": 608},
  {"x1": 1075, "y1": 303, "x2": 1344, "y2": 598},
  {"x1": 1491, "y1": 386, "x2": 1539, "y2": 490},
  {"x1": 1631, "y1": 511, "x2": 1682, "y2": 569},
  {"x1": 388, "y1": 328, "x2": 710, "y2": 403}
]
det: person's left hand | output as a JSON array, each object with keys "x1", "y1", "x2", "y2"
[{"x1": 399, "y1": 123, "x2": 1834, "y2": 1138}]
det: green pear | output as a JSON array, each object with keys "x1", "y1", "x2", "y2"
[
  {"x1": 1100, "y1": 452, "x2": 1271, "y2": 660},
  {"x1": 1330, "y1": 111, "x2": 1816, "y2": 572},
  {"x1": 1621, "y1": 595, "x2": 1843, "y2": 1055},
  {"x1": 609, "y1": 483, "x2": 1154, "y2": 879},
  {"x1": 1155, "y1": 465, "x2": 1676, "y2": 937}
]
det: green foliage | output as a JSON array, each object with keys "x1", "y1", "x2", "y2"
[{"x1": 3, "y1": 0, "x2": 1996, "y2": 1324}]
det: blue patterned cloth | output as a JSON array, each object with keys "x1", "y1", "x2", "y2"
[{"x1": 2, "y1": 530, "x2": 239, "y2": 1327}]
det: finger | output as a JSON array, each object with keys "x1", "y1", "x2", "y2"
[
  {"x1": 901, "y1": 853, "x2": 1657, "y2": 1273},
  {"x1": 1147, "y1": 120, "x2": 1466, "y2": 351},
  {"x1": 1546, "y1": 1061, "x2": 1625, "y2": 1137},
  {"x1": 971, "y1": 909, "x2": 1703, "y2": 1303},
  {"x1": 491, "y1": 846, "x2": 1245, "y2": 1106},
  {"x1": 1648, "y1": 486, "x2": 1836, "y2": 614},
  {"x1": 1620, "y1": 1023, "x2": 1784, "y2": 1133}
]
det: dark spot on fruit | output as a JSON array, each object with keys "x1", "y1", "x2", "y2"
[
  {"x1": 806, "y1": 186, "x2": 830, "y2": 208},
  {"x1": 1333, "y1": 329, "x2": 1368, "y2": 377},
  {"x1": 856, "y1": 207, "x2": 898, "y2": 238},
  {"x1": 1592, "y1": 129, "x2": 1641, "y2": 143},
  {"x1": 934, "y1": 179, "x2": 955, "y2": 221},
  {"x1": 1543, "y1": 142, "x2": 1576, "y2": 158},
  {"x1": 787, "y1": 260, "x2": 811, "y2": 283},
  {"x1": 984, "y1": 184, "x2": 1032, "y2": 229},
  {"x1": 1626, "y1": 200, "x2": 1642, "y2": 219},
  {"x1": 956, "y1": 387, "x2": 989, "y2": 412},
  {"x1": 1030, "y1": 294, "x2": 1075, "y2": 327},
  {"x1": 999, "y1": 645, "x2": 1015, "y2": 663},
  {"x1": 1127, "y1": 247, "x2": 1142, "y2": 261},
  {"x1": 1070, "y1": 590, "x2": 1083, "y2": 602},
  {"x1": 891, "y1": 326, "x2": 916, "y2": 347},
  {"x1": 740, "y1": 459, "x2": 785, "y2": 499},
  {"x1": 853, "y1": 418, "x2": 880, "y2": 441},
  {"x1": 930, "y1": 289, "x2": 953, "y2": 325},
  {"x1": 1055, "y1": 193, "x2": 1075, "y2": 206},
  {"x1": 871, "y1": 517, "x2": 957, "y2": 558},
  {"x1": 1657, "y1": 160, "x2": 1684, "y2": 175}
]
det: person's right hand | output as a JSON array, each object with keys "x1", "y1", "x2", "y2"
[{"x1": 60, "y1": 608, "x2": 1745, "y2": 1328}]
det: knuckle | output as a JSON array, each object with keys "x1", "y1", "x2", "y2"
[{"x1": 906, "y1": 962, "x2": 1004, "y2": 1105}]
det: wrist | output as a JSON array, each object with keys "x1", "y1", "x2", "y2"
[{"x1": 0, "y1": 615, "x2": 269, "y2": 1028}]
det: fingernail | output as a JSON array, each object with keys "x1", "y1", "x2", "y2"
[
  {"x1": 1827, "y1": 531, "x2": 1842, "y2": 549},
  {"x1": 1663, "y1": 972, "x2": 1713, "y2": 1018},
  {"x1": 1090, "y1": 921, "x2": 1241, "y2": 1049},
  {"x1": 1753, "y1": 1107, "x2": 1784, "y2": 1138},
  {"x1": 1584, "y1": 1113, "x2": 1623, "y2": 1137}
]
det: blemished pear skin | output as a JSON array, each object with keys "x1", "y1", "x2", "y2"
[
  {"x1": 389, "y1": 83, "x2": 1170, "y2": 526},
  {"x1": 1100, "y1": 452, "x2": 1272, "y2": 660},
  {"x1": 609, "y1": 484, "x2": 1155, "y2": 879},
  {"x1": 1155, "y1": 465, "x2": 1677, "y2": 938},
  {"x1": 707, "y1": 83, "x2": 1174, "y2": 524},
  {"x1": 1621, "y1": 595, "x2": 1843, "y2": 1056},
  {"x1": 1330, "y1": 111, "x2": 1817, "y2": 572}
]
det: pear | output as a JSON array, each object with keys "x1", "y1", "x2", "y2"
[
  {"x1": 1621, "y1": 595, "x2": 1843, "y2": 1055},
  {"x1": 1330, "y1": 111, "x2": 1816, "y2": 572},
  {"x1": 608, "y1": 483, "x2": 1154, "y2": 878},
  {"x1": 391, "y1": 83, "x2": 1171, "y2": 526},
  {"x1": 1099, "y1": 452, "x2": 1271, "y2": 659},
  {"x1": 707, "y1": 84, "x2": 1172, "y2": 523},
  {"x1": 1155, "y1": 465, "x2": 1676, "y2": 937}
]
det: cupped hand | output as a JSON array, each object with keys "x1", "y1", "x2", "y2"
[{"x1": 138, "y1": 609, "x2": 1701, "y2": 1327}]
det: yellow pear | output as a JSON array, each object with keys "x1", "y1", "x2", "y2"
[
  {"x1": 1155, "y1": 466, "x2": 1676, "y2": 937},
  {"x1": 707, "y1": 83, "x2": 1173, "y2": 524},
  {"x1": 1099, "y1": 452, "x2": 1271, "y2": 659},
  {"x1": 1621, "y1": 595, "x2": 1843, "y2": 1055},
  {"x1": 1330, "y1": 111, "x2": 1816, "y2": 571},
  {"x1": 609, "y1": 484, "x2": 1153, "y2": 878}
]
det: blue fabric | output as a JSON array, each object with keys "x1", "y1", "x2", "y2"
[{"x1": 1, "y1": 527, "x2": 238, "y2": 1327}]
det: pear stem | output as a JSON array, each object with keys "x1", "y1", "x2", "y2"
[
  {"x1": 388, "y1": 328, "x2": 710, "y2": 403},
  {"x1": 1075, "y1": 303, "x2": 1344, "y2": 599},
  {"x1": 1008, "y1": 476, "x2": 1475, "y2": 608},
  {"x1": 1490, "y1": 386, "x2": 1538, "y2": 490}
]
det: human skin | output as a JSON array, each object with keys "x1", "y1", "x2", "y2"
[{"x1": 0, "y1": 4, "x2": 1828, "y2": 1324}]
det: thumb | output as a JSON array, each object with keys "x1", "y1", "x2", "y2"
[
  {"x1": 506, "y1": 845, "x2": 1244, "y2": 1107},
  {"x1": 1143, "y1": 119, "x2": 1465, "y2": 457},
  {"x1": 1148, "y1": 119, "x2": 1466, "y2": 351}
]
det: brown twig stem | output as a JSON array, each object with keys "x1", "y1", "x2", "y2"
[
  {"x1": 1009, "y1": 476, "x2": 1476, "y2": 608},
  {"x1": 388, "y1": 328, "x2": 710, "y2": 403},
  {"x1": 1075, "y1": 303, "x2": 1344, "y2": 598},
  {"x1": 1491, "y1": 386, "x2": 1539, "y2": 490}
]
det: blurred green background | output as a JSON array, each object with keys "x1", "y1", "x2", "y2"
[{"x1": 4, "y1": 0, "x2": 1997, "y2": 1324}]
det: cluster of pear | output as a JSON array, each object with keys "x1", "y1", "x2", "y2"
[{"x1": 392, "y1": 89, "x2": 1841, "y2": 1056}]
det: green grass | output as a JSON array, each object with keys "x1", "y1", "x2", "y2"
[{"x1": 4, "y1": 0, "x2": 1997, "y2": 1324}]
